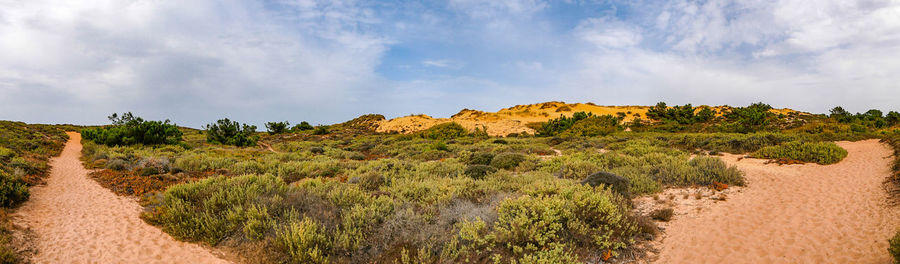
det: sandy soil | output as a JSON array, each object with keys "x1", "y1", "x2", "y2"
[
  {"x1": 655, "y1": 140, "x2": 899, "y2": 263},
  {"x1": 13, "y1": 132, "x2": 229, "y2": 264}
]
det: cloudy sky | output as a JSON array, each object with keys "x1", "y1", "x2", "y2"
[{"x1": 1, "y1": 0, "x2": 899, "y2": 128}]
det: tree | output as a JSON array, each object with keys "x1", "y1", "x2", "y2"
[
  {"x1": 265, "y1": 121, "x2": 290, "y2": 135},
  {"x1": 82, "y1": 112, "x2": 182, "y2": 146},
  {"x1": 292, "y1": 121, "x2": 314, "y2": 131},
  {"x1": 829, "y1": 106, "x2": 853, "y2": 123},
  {"x1": 205, "y1": 118, "x2": 259, "y2": 147},
  {"x1": 886, "y1": 111, "x2": 900, "y2": 127}
]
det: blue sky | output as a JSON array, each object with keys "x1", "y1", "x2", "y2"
[{"x1": 2, "y1": 0, "x2": 899, "y2": 128}]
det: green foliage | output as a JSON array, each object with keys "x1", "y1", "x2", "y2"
[
  {"x1": 464, "y1": 165, "x2": 496, "y2": 180},
  {"x1": 720, "y1": 103, "x2": 774, "y2": 133},
  {"x1": 82, "y1": 112, "x2": 183, "y2": 146},
  {"x1": 751, "y1": 141, "x2": 848, "y2": 165},
  {"x1": 536, "y1": 112, "x2": 593, "y2": 137},
  {"x1": 559, "y1": 115, "x2": 622, "y2": 137},
  {"x1": 490, "y1": 152, "x2": 526, "y2": 170},
  {"x1": 421, "y1": 122, "x2": 468, "y2": 140},
  {"x1": 645, "y1": 102, "x2": 709, "y2": 125},
  {"x1": 890, "y1": 231, "x2": 900, "y2": 263},
  {"x1": 277, "y1": 215, "x2": 331, "y2": 264},
  {"x1": 0, "y1": 172, "x2": 29, "y2": 208},
  {"x1": 204, "y1": 118, "x2": 259, "y2": 147},
  {"x1": 292, "y1": 121, "x2": 315, "y2": 131},
  {"x1": 265, "y1": 121, "x2": 290, "y2": 135},
  {"x1": 313, "y1": 126, "x2": 330, "y2": 135},
  {"x1": 467, "y1": 152, "x2": 495, "y2": 166}
]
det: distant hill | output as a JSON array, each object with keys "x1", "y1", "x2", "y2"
[{"x1": 375, "y1": 101, "x2": 806, "y2": 136}]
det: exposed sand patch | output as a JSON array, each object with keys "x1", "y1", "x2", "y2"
[
  {"x1": 653, "y1": 140, "x2": 899, "y2": 263},
  {"x1": 375, "y1": 102, "x2": 805, "y2": 136},
  {"x1": 13, "y1": 132, "x2": 229, "y2": 264}
]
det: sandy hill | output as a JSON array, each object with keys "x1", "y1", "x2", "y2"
[{"x1": 375, "y1": 102, "x2": 805, "y2": 136}]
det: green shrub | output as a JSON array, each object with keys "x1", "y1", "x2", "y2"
[
  {"x1": 292, "y1": 121, "x2": 314, "y2": 131},
  {"x1": 467, "y1": 152, "x2": 494, "y2": 166},
  {"x1": 144, "y1": 174, "x2": 288, "y2": 244},
  {"x1": 205, "y1": 118, "x2": 259, "y2": 147},
  {"x1": 464, "y1": 165, "x2": 496, "y2": 180},
  {"x1": 265, "y1": 121, "x2": 290, "y2": 135},
  {"x1": 581, "y1": 171, "x2": 630, "y2": 197},
  {"x1": 537, "y1": 112, "x2": 593, "y2": 137},
  {"x1": 751, "y1": 141, "x2": 848, "y2": 165},
  {"x1": 0, "y1": 172, "x2": 29, "y2": 208},
  {"x1": 313, "y1": 126, "x2": 330, "y2": 135},
  {"x1": 688, "y1": 156, "x2": 745, "y2": 186},
  {"x1": 422, "y1": 122, "x2": 468, "y2": 140},
  {"x1": 890, "y1": 231, "x2": 900, "y2": 263},
  {"x1": 277, "y1": 215, "x2": 331, "y2": 264},
  {"x1": 82, "y1": 112, "x2": 183, "y2": 146},
  {"x1": 560, "y1": 115, "x2": 621, "y2": 137},
  {"x1": 490, "y1": 153, "x2": 526, "y2": 170}
]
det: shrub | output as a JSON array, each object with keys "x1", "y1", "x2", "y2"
[
  {"x1": 751, "y1": 141, "x2": 848, "y2": 165},
  {"x1": 467, "y1": 152, "x2": 494, "y2": 166},
  {"x1": 688, "y1": 156, "x2": 745, "y2": 186},
  {"x1": 0, "y1": 172, "x2": 29, "y2": 208},
  {"x1": 649, "y1": 208, "x2": 674, "y2": 222},
  {"x1": 720, "y1": 103, "x2": 774, "y2": 133},
  {"x1": 105, "y1": 158, "x2": 131, "y2": 171},
  {"x1": 464, "y1": 165, "x2": 496, "y2": 180},
  {"x1": 205, "y1": 118, "x2": 259, "y2": 147},
  {"x1": 313, "y1": 126, "x2": 330, "y2": 135},
  {"x1": 536, "y1": 112, "x2": 593, "y2": 136},
  {"x1": 265, "y1": 121, "x2": 290, "y2": 135},
  {"x1": 277, "y1": 215, "x2": 331, "y2": 264},
  {"x1": 422, "y1": 122, "x2": 468, "y2": 140},
  {"x1": 310, "y1": 147, "x2": 325, "y2": 154},
  {"x1": 82, "y1": 112, "x2": 183, "y2": 146},
  {"x1": 890, "y1": 231, "x2": 900, "y2": 263},
  {"x1": 581, "y1": 171, "x2": 630, "y2": 197},
  {"x1": 490, "y1": 153, "x2": 526, "y2": 170},
  {"x1": 292, "y1": 121, "x2": 315, "y2": 131},
  {"x1": 560, "y1": 115, "x2": 621, "y2": 137}
]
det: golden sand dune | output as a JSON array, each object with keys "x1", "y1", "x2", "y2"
[{"x1": 376, "y1": 101, "x2": 805, "y2": 136}]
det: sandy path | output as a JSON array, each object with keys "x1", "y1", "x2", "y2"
[
  {"x1": 656, "y1": 140, "x2": 899, "y2": 263},
  {"x1": 13, "y1": 132, "x2": 229, "y2": 264}
]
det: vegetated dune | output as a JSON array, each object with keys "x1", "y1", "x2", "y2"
[
  {"x1": 376, "y1": 101, "x2": 805, "y2": 136},
  {"x1": 655, "y1": 140, "x2": 899, "y2": 263},
  {"x1": 13, "y1": 132, "x2": 229, "y2": 264}
]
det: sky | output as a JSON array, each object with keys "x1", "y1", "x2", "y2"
[{"x1": 1, "y1": 0, "x2": 899, "y2": 128}]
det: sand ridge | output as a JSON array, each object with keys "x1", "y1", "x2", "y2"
[
  {"x1": 655, "y1": 140, "x2": 900, "y2": 263},
  {"x1": 13, "y1": 132, "x2": 229, "y2": 264}
]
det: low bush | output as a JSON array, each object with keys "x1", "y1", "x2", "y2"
[
  {"x1": 464, "y1": 165, "x2": 496, "y2": 180},
  {"x1": 581, "y1": 171, "x2": 630, "y2": 197},
  {"x1": 292, "y1": 121, "x2": 315, "y2": 131},
  {"x1": 421, "y1": 122, "x2": 468, "y2": 140},
  {"x1": 490, "y1": 153, "x2": 526, "y2": 170},
  {"x1": 0, "y1": 172, "x2": 29, "y2": 208},
  {"x1": 649, "y1": 208, "x2": 674, "y2": 222},
  {"x1": 751, "y1": 141, "x2": 848, "y2": 165},
  {"x1": 560, "y1": 115, "x2": 622, "y2": 137},
  {"x1": 204, "y1": 118, "x2": 259, "y2": 147},
  {"x1": 467, "y1": 152, "x2": 494, "y2": 166}
]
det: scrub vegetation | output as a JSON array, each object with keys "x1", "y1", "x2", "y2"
[
  {"x1": 0, "y1": 121, "x2": 68, "y2": 262},
  {"x1": 68, "y1": 102, "x2": 900, "y2": 263}
]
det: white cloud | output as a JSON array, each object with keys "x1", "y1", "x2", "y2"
[{"x1": 0, "y1": 0, "x2": 389, "y2": 126}]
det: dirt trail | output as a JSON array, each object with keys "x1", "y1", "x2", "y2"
[
  {"x1": 13, "y1": 132, "x2": 229, "y2": 264},
  {"x1": 656, "y1": 140, "x2": 899, "y2": 263}
]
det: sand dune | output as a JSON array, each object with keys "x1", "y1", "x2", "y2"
[
  {"x1": 13, "y1": 132, "x2": 229, "y2": 264},
  {"x1": 375, "y1": 101, "x2": 805, "y2": 136},
  {"x1": 656, "y1": 140, "x2": 899, "y2": 263}
]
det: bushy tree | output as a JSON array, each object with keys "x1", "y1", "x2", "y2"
[
  {"x1": 886, "y1": 111, "x2": 900, "y2": 127},
  {"x1": 266, "y1": 121, "x2": 290, "y2": 135},
  {"x1": 537, "y1": 112, "x2": 593, "y2": 136},
  {"x1": 645, "y1": 102, "x2": 715, "y2": 125},
  {"x1": 421, "y1": 122, "x2": 468, "y2": 140},
  {"x1": 721, "y1": 103, "x2": 774, "y2": 133},
  {"x1": 205, "y1": 118, "x2": 259, "y2": 147},
  {"x1": 292, "y1": 121, "x2": 314, "y2": 131},
  {"x1": 560, "y1": 115, "x2": 622, "y2": 137},
  {"x1": 82, "y1": 112, "x2": 183, "y2": 146}
]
